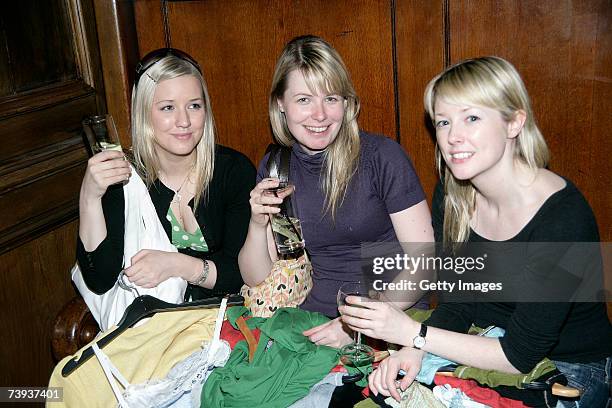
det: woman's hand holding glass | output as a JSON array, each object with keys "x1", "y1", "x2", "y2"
[
  {"x1": 339, "y1": 295, "x2": 417, "y2": 347},
  {"x1": 80, "y1": 113, "x2": 130, "y2": 199},
  {"x1": 248, "y1": 178, "x2": 293, "y2": 226},
  {"x1": 80, "y1": 150, "x2": 131, "y2": 201},
  {"x1": 340, "y1": 294, "x2": 426, "y2": 401},
  {"x1": 336, "y1": 282, "x2": 377, "y2": 366}
]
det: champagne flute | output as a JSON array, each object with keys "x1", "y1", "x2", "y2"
[
  {"x1": 82, "y1": 114, "x2": 129, "y2": 186},
  {"x1": 82, "y1": 114, "x2": 123, "y2": 156},
  {"x1": 337, "y1": 281, "x2": 375, "y2": 367}
]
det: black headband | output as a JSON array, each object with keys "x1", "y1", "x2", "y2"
[{"x1": 134, "y1": 48, "x2": 201, "y2": 86}]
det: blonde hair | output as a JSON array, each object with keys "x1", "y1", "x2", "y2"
[
  {"x1": 423, "y1": 56, "x2": 549, "y2": 248},
  {"x1": 269, "y1": 35, "x2": 361, "y2": 218},
  {"x1": 131, "y1": 55, "x2": 215, "y2": 207}
]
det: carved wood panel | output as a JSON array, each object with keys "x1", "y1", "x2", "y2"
[
  {"x1": 0, "y1": 0, "x2": 104, "y2": 253},
  {"x1": 0, "y1": 0, "x2": 104, "y2": 391},
  {"x1": 0, "y1": 1, "x2": 78, "y2": 95}
]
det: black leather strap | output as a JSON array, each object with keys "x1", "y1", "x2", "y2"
[
  {"x1": 265, "y1": 143, "x2": 291, "y2": 183},
  {"x1": 419, "y1": 323, "x2": 428, "y2": 338}
]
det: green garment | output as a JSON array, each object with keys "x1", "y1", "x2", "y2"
[
  {"x1": 201, "y1": 307, "x2": 341, "y2": 408},
  {"x1": 454, "y1": 358, "x2": 556, "y2": 389},
  {"x1": 167, "y1": 207, "x2": 209, "y2": 251},
  {"x1": 407, "y1": 307, "x2": 557, "y2": 388},
  {"x1": 407, "y1": 308, "x2": 434, "y2": 323},
  {"x1": 226, "y1": 305, "x2": 265, "y2": 330},
  {"x1": 354, "y1": 398, "x2": 379, "y2": 408}
]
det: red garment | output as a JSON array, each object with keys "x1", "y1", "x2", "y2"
[
  {"x1": 434, "y1": 375, "x2": 528, "y2": 408},
  {"x1": 219, "y1": 319, "x2": 261, "y2": 349}
]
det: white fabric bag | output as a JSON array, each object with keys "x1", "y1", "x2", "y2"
[{"x1": 72, "y1": 166, "x2": 187, "y2": 331}]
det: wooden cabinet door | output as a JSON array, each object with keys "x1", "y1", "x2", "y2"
[
  {"x1": 0, "y1": 0, "x2": 105, "y2": 253},
  {"x1": 0, "y1": 0, "x2": 105, "y2": 388}
]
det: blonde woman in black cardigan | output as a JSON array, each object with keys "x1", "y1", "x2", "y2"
[{"x1": 77, "y1": 49, "x2": 254, "y2": 302}]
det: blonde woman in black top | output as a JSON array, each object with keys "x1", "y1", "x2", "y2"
[
  {"x1": 78, "y1": 49, "x2": 254, "y2": 301},
  {"x1": 339, "y1": 56, "x2": 612, "y2": 406}
]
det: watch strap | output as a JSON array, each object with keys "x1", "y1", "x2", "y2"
[
  {"x1": 413, "y1": 323, "x2": 428, "y2": 349},
  {"x1": 419, "y1": 323, "x2": 428, "y2": 338}
]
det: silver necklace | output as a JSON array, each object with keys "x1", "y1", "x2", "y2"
[{"x1": 161, "y1": 170, "x2": 192, "y2": 204}]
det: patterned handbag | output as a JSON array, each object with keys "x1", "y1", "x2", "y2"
[
  {"x1": 240, "y1": 253, "x2": 313, "y2": 317},
  {"x1": 240, "y1": 144, "x2": 313, "y2": 317}
]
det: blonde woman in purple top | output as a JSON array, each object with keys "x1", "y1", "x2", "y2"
[{"x1": 238, "y1": 35, "x2": 434, "y2": 347}]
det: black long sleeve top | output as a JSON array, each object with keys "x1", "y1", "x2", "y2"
[
  {"x1": 426, "y1": 179, "x2": 612, "y2": 373},
  {"x1": 76, "y1": 144, "x2": 256, "y2": 300}
]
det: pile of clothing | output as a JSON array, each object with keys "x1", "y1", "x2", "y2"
[{"x1": 49, "y1": 305, "x2": 352, "y2": 407}]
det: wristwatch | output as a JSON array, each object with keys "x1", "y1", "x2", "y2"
[{"x1": 412, "y1": 323, "x2": 428, "y2": 349}]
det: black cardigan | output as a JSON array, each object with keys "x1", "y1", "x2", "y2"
[{"x1": 76, "y1": 144, "x2": 256, "y2": 300}]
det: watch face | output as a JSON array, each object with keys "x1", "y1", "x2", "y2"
[{"x1": 413, "y1": 336, "x2": 426, "y2": 349}]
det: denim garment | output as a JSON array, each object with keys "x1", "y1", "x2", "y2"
[{"x1": 554, "y1": 357, "x2": 611, "y2": 408}]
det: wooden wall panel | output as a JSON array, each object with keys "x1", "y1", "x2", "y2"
[
  {"x1": 448, "y1": 0, "x2": 611, "y2": 241},
  {"x1": 591, "y1": 2, "x2": 612, "y2": 242},
  {"x1": 135, "y1": 0, "x2": 396, "y2": 166},
  {"x1": 395, "y1": 0, "x2": 446, "y2": 203},
  {"x1": 0, "y1": 221, "x2": 78, "y2": 387},
  {"x1": 93, "y1": 0, "x2": 140, "y2": 146},
  {"x1": 134, "y1": 0, "x2": 166, "y2": 52}
]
